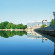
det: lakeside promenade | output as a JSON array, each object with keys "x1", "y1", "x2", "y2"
[{"x1": 34, "y1": 25, "x2": 55, "y2": 36}]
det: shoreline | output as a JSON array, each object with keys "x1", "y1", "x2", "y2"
[
  {"x1": 35, "y1": 30, "x2": 55, "y2": 37},
  {"x1": 34, "y1": 25, "x2": 55, "y2": 37},
  {"x1": 0, "y1": 28, "x2": 34, "y2": 32},
  {"x1": 0, "y1": 29, "x2": 26, "y2": 31}
]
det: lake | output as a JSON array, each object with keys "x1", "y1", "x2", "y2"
[{"x1": 0, "y1": 31, "x2": 55, "y2": 55}]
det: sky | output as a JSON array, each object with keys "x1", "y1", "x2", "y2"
[{"x1": 0, "y1": 0, "x2": 55, "y2": 24}]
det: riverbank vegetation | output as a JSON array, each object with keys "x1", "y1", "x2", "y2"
[
  {"x1": 50, "y1": 19, "x2": 55, "y2": 26},
  {"x1": 41, "y1": 24, "x2": 47, "y2": 28},
  {"x1": 0, "y1": 21, "x2": 27, "y2": 29}
]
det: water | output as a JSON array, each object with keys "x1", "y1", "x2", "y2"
[{"x1": 0, "y1": 31, "x2": 55, "y2": 55}]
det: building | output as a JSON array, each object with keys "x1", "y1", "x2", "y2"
[
  {"x1": 53, "y1": 12, "x2": 55, "y2": 22},
  {"x1": 27, "y1": 22, "x2": 50, "y2": 28}
]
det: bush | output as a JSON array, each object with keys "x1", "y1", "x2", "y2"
[
  {"x1": 41, "y1": 24, "x2": 47, "y2": 28},
  {"x1": 50, "y1": 19, "x2": 55, "y2": 26}
]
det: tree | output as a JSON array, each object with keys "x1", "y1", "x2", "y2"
[
  {"x1": 0, "y1": 23, "x2": 3, "y2": 29},
  {"x1": 23, "y1": 25, "x2": 27, "y2": 29},
  {"x1": 50, "y1": 19, "x2": 55, "y2": 26},
  {"x1": 0, "y1": 21, "x2": 9, "y2": 29},
  {"x1": 16, "y1": 24, "x2": 27, "y2": 29},
  {"x1": 0, "y1": 21, "x2": 27, "y2": 29},
  {"x1": 3, "y1": 21, "x2": 9, "y2": 27},
  {"x1": 16, "y1": 24, "x2": 21, "y2": 29},
  {"x1": 6, "y1": 23, "x2": 11, "y2": 29},
  {"x1": 10, "y1": 23, "x2": 16, "y2": 29}
]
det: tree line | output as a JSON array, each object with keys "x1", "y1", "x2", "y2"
[{"x1": 0, "y1": 21, "x2": 27, "y2": 29}]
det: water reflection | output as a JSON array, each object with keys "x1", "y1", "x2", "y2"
[
  {"x1": 27, "y1": 31, "x2": 55, "y2": 55},
  {"x1": 0, "y1": 31, "x2": 27, "y2": 38},
  {"x1": 0, "y1": 30, "x2": 55, "y2": 55},
  {"x1": 27, "y1": 33, "x2": 47, "y2": 43},
  {"x1": 41, "y1": 34, "x2": 55, "y2": 55}
]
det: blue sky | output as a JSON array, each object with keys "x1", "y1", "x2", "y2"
[{"x1": 0, "y1": 0, "x2": 55, "y2": 24}]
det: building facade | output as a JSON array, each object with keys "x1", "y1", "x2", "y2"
[{"x1": 53, "y1": 12, "x2": 55, "y2": 22}]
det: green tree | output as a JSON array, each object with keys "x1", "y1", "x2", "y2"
[
  {"x1": 0, "y1": 21, "x2": 9, "y2": 29},
  {"x1": 16, "y1": 24, "x2": 20, "y2": 29},
  {"x1": 0, "y1": 23, "x2": 3, "y2": 29},
  {"x1": 16, "y1": 24, "x2": 27, "y2": 29},
  {"x1": 50, "y1": 19, "x2": 55, "y2": 26},
  {"x1": 10, "y1": 23, "x2": 16, "y2": 29},
  {"x1": 6, "y1": 23, "x2": 12, "y2": 29},
  {"x1": 3, "y1": 21, "x2": 9, "y2": 27},
  {"x1": 0, "y1": 21, "x2": 27, "y2": 29},
  {"x1": 23, "y1": 25, "x2": 27, "y2": 29}
]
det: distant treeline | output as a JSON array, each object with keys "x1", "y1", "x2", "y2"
[{"x1": 0, "y1": 21, "x2": 27, "y2": 29}]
